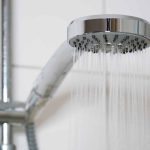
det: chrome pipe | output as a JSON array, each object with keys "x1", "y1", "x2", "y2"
[
  {"x1": 1, "y1": 0, "x2": 15, "y2": 149},
  {"x1": 0, "y1": 110, "x2": 27, "y2": 124},
  {"x1": 1, "y1": 0, "x2": 11, "y2": 103},
  {"x1": 0, "y1": 101, "x2": 27, "y2": 124},
  {"x1": 25, "y1": 41, "x2": 75, "y2": 121}
]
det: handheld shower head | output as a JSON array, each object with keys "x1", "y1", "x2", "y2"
[
  {"x1": 26, "y1": 14, "x2": 150, "y2": 121},
  {"x1": 67, "y1": 14, "x2": 150, "y2": 53}
]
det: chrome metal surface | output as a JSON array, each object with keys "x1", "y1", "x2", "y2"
[
  {"x1": 0, "y1": 101, "x2": 27, "y2": 124},
  {"x1": 0, "y1": 145, "x2": 16, "y2": 150},
  {"x1": 0, "y1": 110, "x2": 27, "y2": 123},
  {"x1": 1, "y1": 0, "x2": 11, "y2": 103},
  {"x1": 0, "y1": 102, "x2": 25, "y2": 111},
  {"x1": 1, "y1": 0, "x2": 15, "y2": 148},
  {"x1": 68, "y1": 14, "x2": 150, "y2": 53}
]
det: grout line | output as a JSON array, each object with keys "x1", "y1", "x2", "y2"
[
  {"x1": 12, "y1": 64, "x2": 42, "y2": 70},
  {"x1": 12, "y1": 64, "x2": 150, "y2": 80}
]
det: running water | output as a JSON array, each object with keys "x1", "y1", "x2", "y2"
[{"x1": 69, "y1": 47, "x2": 150, "y2": 150}]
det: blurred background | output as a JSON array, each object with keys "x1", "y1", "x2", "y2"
[{"x1": 11, "y1": 0, "x2": 150, "y2": 149}]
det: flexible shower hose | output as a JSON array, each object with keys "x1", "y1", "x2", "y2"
[{"x1": 25, "y1": 123, "x2": 39, "y2": 150}]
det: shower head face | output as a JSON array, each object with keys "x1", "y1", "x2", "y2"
[{"x1": 67, "y1": 15, "x2": 150, "y2": 53}]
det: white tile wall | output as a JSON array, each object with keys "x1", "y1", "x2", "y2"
[
  {"x1": 12, "y1": 66, "x2": 40, "y2": 102},
  {"x1": 105, "y1": 0, "x2": 150, "y2": 20},
  {"x1": 12, "y1": 0, "x2": 105, "y2": 67},
  {"x1": 8, "y1": 0, "x2": 150, "y2": 149}
]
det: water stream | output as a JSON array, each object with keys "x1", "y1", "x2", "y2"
[{"x1": 69, "y1": 48, "x2": 150, "y2": 150}]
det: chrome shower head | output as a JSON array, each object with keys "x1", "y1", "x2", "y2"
[
  {"x1": 67, "y1": 14, "x2": 150, "y2": 53},
  {"x1": 26, "y1": 15, "x2": 150, "y2": 122}
]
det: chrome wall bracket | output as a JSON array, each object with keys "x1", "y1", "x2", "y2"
[{"x1": 0, "y1": 102, "x2": 27, "y2": 124}]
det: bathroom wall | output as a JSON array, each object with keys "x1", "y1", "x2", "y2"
[{"x1": 11, "y1": 0, "x2": 150, "y2": 149}]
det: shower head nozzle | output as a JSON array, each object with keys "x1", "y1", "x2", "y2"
[{"x1": 67, "y1": 14, "x2": 150, "y2": 53}]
